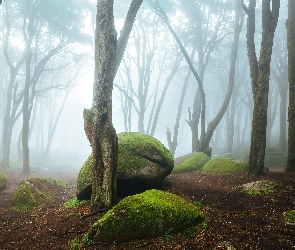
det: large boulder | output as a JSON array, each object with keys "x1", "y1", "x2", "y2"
[
  {"x1": 76, "y1": 132, "x2": 174, "y2": 199},
  {"x1": 84, "y1": 189, "x2": 205, "y2": 243}
]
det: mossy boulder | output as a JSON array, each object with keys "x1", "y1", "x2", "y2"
[
  {"x1": 173, "y1": 152, "x2": 210, "y2": 173},
  {"x1": 76, "y1": 132, "x2": 174, "y2": 199},
  {"x1": 84, "y1": 189, "x2": 205, "y2": 243},
  {"x1": 0, "y1": 172, "x2": 8, "y2": 191},
  {"x1": 12, "y1": 177, "x2": 67, "y2": 210},
  {"x1": 202, "y1": 158, "x2": 248, "y2": 173}
]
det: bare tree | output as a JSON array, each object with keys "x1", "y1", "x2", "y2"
[{"x1": 241, "y1": 0, "x2": 280, "y2": 175}]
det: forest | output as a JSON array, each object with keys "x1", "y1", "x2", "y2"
[{"x1": 0, "y1": 0, "x2": 295, "y2": 249}]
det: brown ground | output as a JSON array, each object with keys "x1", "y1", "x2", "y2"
[{"x1": 0, "y1": 164, "x2": 295, "y2": 250}]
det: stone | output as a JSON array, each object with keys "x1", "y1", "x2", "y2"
[
  {"x1": 84, "y1": 189, "x2": 205, "y2": 243},
  {"x1": 76, "y1": 132, "x2": 174, "y2": 199}
]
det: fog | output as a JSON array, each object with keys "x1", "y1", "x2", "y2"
[{"x1": 0, "y1": 0, "x2": 289, "y2": 172}]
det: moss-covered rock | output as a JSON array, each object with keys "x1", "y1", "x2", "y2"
[
  {"x1": 12, "y1": 177, "x2": 67, "y2": 210},
  {"x1": 202, "y1": 158, "x2": 248, "y2": 173},
  {"x1": 173, "y1": 152, "x2": 210, "y2": 173},
  {"x1": 76, "y1": 154, "x2": 93, "y2": 200},
  {"x1": 76, "y1": 132, "x2": 174, "y2": 199},
  {"x1": 0, "y1": 172, "x2": 8, "y2": 191},
  {"x1": 84, "y1": 189, "x2": 205, "y2": 243}
]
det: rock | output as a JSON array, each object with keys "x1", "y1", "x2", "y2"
[
  {"x1": 236, "y1": 180, "x2": 276, "y2": 193},
  {"x1": 202, "y1": 158, "x2": 248, "y2": 173},
  {"x1": 84, "y1": 189, "x2": 205, "y2": 243},
  {"x1": 76, "y1": 132, "x2": 174, "y2": 199},
  {"x1": 173, "y1": 152, "x2": 210, "y2": 173},
  {"x1": 0, "y1": 172, "x2": 8, "y2": 191},
  {"x1": 12, "y1": 178, "x2": 67, "y2": 210}
]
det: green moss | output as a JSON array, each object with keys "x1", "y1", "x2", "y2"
[
  {"x1": 173, "y1": 152, "x2": 210, "y2": 173},
  {"x1": 12, "y1": 177, "x2": 65, "y2": 211},
  {"x1": 85, "y1": 189, "x2": 205, "y2": 243},
  {"x1": 283, "y1": 210, "x2": 295, "y2": 225},
  {"x1": 0, "y1": 172, "x2": 8, "y2": 190},
  {"x1": 117, "y1": 132, "x2": 173, "y2": 175},
  {"x1": 202, "y1": 158, "x2": 248, "y2": 173},
  {"x1": 76, "y1": 154, "x2": 93, "y2": 197},
  {"x1": 45, "y1": 178, "x2": 67, "y2": 188}
]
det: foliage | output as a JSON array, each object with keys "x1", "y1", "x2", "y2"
[
  {"x1": 84, "y1": 189, "x2": 205, "y2": 243},
  {"x1": 64, "y1": 197, "x2": 89, "y2": 209},
  {"x1": 173, "y1": 152, "x2": 210, "y2": 173},
  {"x1": 0, "y1": 172, "x2": 8, "y2": 190},
  {"x1": 68, "y1": 237, "x2": 82, "y2": 250},
  {"x1": 202, "y1": 158, "x2": 248, "y2": 173}
]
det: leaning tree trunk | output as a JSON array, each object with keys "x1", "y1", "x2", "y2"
[
  {"x1": 242, "y1": 0, "x2": 280, "y2": 175},
  {"x1": 200, "y1": 0, "x2": 244, "y2": 156},
  {"x1": 90, "y1": 0, "x2": 118, "y2": 212},
  {"x1": 286, "y1": 0, "x2": 295, "y2": 171}
]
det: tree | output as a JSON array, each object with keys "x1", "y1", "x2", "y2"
[
  {"x1": 286, "y1": 0, "x2": 295, "y2": 171},
  {"x1": 90, "y1": 0, "x2": 143, "y2": 212},
  {"x1": 149, "y1": 0, "x2": 241, "y2": 156},
  {"x1": 241, "y1": 0, "x2": 280, "y2": 175},
  {"x1": 0, "y1": 0, "x2": 91, "y2": 172}
]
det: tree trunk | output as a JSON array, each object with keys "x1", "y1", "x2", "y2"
[
  {"x1": 22, "y1": 47, "x2": 33, "y2": 175},
  {"x1": 91, "y1": 0, "x2": 118, "y2": 212},
  {"x1": 243, "y1": 0, "x2": 280, "y2": 175},
  {"x1": 200, "y1": 0, "x2": 244, "y2": 156},
  {"x1": 286, "y1": 0, "x2": 295, "y2": 171}
]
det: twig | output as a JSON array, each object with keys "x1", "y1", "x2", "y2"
[{"x1": 80, "y1": 209, "x2": 107, "y2": 219}]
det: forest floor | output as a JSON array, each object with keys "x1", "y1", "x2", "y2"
[{"x1": 0, "y1": 163, "x2": 295, "y2": 249}]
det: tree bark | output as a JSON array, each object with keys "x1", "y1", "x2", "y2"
[
  {"x1": 286, "y1": 0, "x2": 295, "y2": 171},
  {"x1": 242, "y1": 0, "x2": 280, "y2": 175},
  {"x1": 91, "y1": 0, "x2": 118, "y2": 212}
]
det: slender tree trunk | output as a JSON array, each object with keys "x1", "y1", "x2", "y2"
[
  {"x1": 286, "y1": 0, "x2": 295, "y2": 171},
  {"x1": 43, "y1": 90, "x2": 70, "y2": 158},
  {"x1": 242, "y1": 0, "x2": 280, "y2": 175},
  {"x1": 22, "y1": 47, "x2": 33, "y2": 175},
  {"x1": 279, "y1": 89, "x2": 287, "y2": 152}
]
